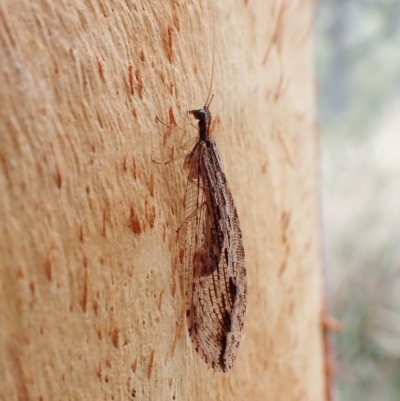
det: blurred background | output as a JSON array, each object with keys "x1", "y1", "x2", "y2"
[{"x1": 316, "y1": 0, "x2": 400, "y2": 400}]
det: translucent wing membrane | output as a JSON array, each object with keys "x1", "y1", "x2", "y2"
[{"x1": 183, "y1": 139, "x2": 246, "y2": 372}]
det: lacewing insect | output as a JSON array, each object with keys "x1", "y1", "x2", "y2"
[
  {"x1": 156, "y1": 1, "x2": 247, "y2": 372},
  {"x1": 184, "y1": 92, "x2": 247, "y2": 372}
]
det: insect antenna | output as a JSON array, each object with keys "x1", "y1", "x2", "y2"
[{"x1": 203, "y1": 0, "x2": 215, "y2": 109}]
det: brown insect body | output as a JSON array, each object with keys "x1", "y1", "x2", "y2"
[{"x1": 184, "y1": 100, "x2": 247, "y2": 372}]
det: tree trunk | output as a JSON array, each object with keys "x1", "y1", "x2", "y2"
[{"x1": 0, "y1": 0, "x2": 325, "y2": 400}]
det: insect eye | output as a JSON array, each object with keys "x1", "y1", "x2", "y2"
[{"x1": 197, "y1": 109, "x2": 206, "y2": 118}]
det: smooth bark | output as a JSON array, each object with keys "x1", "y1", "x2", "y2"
[{"x1": 0, "y1": 0, "x2": 324, "y2": 400}]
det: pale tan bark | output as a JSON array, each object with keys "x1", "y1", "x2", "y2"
[{"x1": 0, "y1": 0, "x2": 325, "y2": 400}]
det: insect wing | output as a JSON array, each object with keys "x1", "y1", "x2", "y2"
[{"x1": 184, "y1": 139, "x2": 246, "y2": 372}]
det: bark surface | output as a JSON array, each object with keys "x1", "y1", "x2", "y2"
[{"x1": 0, "y1": 0, "x2": 324, "y2": 400}]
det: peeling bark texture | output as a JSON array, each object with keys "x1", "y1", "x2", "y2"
[{"x1": 0, "y1": 0, "x2": 325, "y2": 400}]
